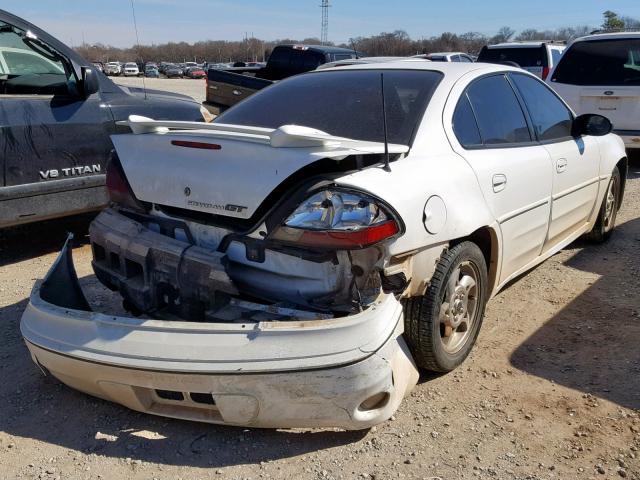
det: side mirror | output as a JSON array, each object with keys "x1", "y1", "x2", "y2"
[
  {"x1": 81, "y1": 66, "x2": 100, "y2": 97},
  {"x1": 572, "y1": 113, "x2": 613, "y2": 137}
]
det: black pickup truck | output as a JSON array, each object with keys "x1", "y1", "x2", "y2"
[
  {"x1": 0, "y1": 9, "x2": 208, "y2": 228},
  {"x1": 205, "y1": 44, "x2": 362, "y2": 111}
]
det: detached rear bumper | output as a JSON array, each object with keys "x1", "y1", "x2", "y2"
[{"x1": 20, "y1": 237, "x2": 418, "y2": 430}]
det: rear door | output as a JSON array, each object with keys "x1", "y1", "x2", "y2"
[
  {"x1": 451, "y1": 74, "x2": 553, "y2": 282},
  {"x1": 510, "y1": 72, "x2": 600, "y2": 248},
  {"x1": 0, "y1": 21, "x2": 112, "y2": 194},
  {"x1": 548, "y1": 37, "x2": 640, "y2": 131}
]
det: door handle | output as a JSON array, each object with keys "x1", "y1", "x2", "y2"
[
  {"x1": 492, "y1": 174, "x2": 507, "y2": 193},
  {"x1": 556, "y1": 158, "x2": 567, "y2": 173},
  {"x1": 232, "y1": 89, "x2": 243, "y2": 96}
]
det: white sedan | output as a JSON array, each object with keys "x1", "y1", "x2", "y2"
[{"x1": 21, "y1": 61, "x2": 628, "y2": 430}]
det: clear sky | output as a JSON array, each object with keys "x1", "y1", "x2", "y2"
[{"x1": 2, "y1": 0, "x2": 639, "y2": 47}]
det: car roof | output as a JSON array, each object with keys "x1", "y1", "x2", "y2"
[
  {"x1": 277, "y1": 44, "x2": 360, "y2": 54},
  {"x1": 425, "y1": 52, "x2": 468, "y2": 56},
  {"x1": 572, "y1": 31, "x2": 640, "y2": 42},
  {"x1": 485, "y1": 41, "x2": 559, "y2": 48},
  {"x1": 317, "y1": 59, "x2": 519, "y2": 78}
]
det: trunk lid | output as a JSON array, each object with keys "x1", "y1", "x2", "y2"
[{"x1": 111, "y1": 117, "x2": 408, "y2": 220}]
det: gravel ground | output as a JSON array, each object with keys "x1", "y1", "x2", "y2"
[
  {"x1": 113, "y1": 76, "x2": 208, "y2": 104},
  {"x1": 1, "y1": 152, "x2": 639, "y2": 480}
]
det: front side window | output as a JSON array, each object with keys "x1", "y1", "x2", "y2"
[
  {"x1": 511, "y1": 73, "x2": 573, "y2": 141},
  {"x1": 0, "y1": 21, "x2": 72, "y2": 95},
  {"x1": 551, "y1": 38, "x2": 640, "y2": 85},
  {"x1": 466, "y1": 75, "x2": 532, "y2": 145},
  {"x1": 217, "y1": 69, "x2": 443, "y2": 145}
]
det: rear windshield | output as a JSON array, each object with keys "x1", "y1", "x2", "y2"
[
  {"x1": 478, "y1": 46, "x2": 547, "y2": 67},
  {"x1": 216, "y1": 69, "x2": 443, "y2": 145},
  {"x1": 551, "y1": 38, "x2": 640, "y2": 86}
]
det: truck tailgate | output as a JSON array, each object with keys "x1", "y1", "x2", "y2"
[{"x1": 206, "y1": 70, "x2": 273, "y2": 110}]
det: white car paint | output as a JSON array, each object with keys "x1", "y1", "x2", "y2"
[
  {"x1": 413, "y1": 52, "x2": 474, "y2": 63},
  {"x1": 122, "y1": 62, "x2": 139, "y2": 76},
  {"x1": 547, "y1": 32, "x2": 640, "y2": 149},
  {"x1": 20, "y1": 61, "x2": 627, "y2": 430}
]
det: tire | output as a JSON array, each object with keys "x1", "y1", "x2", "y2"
[
  {"x1": 588, "y1": 166, "x2": 621, "y2": 243},
  {"x1": 403, "y1": 241, "x2": 488, "y2": 372}
]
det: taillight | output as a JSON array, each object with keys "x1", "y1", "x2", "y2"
[
  {"x1": 542, "y1": 67, "x2": 550, "y2": 80},
  {"x1": 105, "y1": 153, "x2": 146, "y2": 212},
  {"x1": 270, "y1": 189, "x2": 402, "y2": 249}
]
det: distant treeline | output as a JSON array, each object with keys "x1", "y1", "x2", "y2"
[{"x1": 74, "y1": 12, "x2": 640, "y2": 64}]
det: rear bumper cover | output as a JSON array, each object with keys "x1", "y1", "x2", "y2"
[{"x1": 20, "y1": 237, "x2": 418, "y2": 429}]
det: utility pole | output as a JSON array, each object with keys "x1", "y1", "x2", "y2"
[{"x1": 320, "y1": 0, "x2": 330, "y2": 45}]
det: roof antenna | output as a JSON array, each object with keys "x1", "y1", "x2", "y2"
[
  {"x1": 380, "y1": 73, "x2": 391, "y2": 172},
  {"x1": 130, "y1": 0, "x2": 147, "y2": 100}
]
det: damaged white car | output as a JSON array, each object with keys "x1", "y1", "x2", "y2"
[{"x1": 21, "y1": 61, "x2": 627, "y2": 430}]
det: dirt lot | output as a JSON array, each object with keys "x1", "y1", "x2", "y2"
[
  {"x1": 0, "y1": 155, "x2": 640, "y2": 480},
  {"x1": 1, "y1": 155, "x2": 639, "y2": 480}
]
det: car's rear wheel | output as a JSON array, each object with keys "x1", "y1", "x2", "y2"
[
  {"x1": 588, "y1": 166, "x2": 621, "y2": 243},
  {"x1": 403, "y1": 241, "x2": 488, "y2": 372}
]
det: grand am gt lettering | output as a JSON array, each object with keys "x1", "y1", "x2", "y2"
[
  {"x1": 185, "y1": 199, "x2": 248, "y2": 214},
  {"x1": 21, "y1": 62, "x2": 627, "y2": 430},
  {"x1": 39, "y1": 165, "x2": 102, "y2": 180}
]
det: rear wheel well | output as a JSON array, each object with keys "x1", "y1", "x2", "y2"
[
  {"x1": 616, "y1": 157, "x2": 628, "y2": 209},
  {"x1": 450, "y1": 226, "x2": 499, "y2": 295}
]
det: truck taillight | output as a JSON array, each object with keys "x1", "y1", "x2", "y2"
[
  {"x1": 105, "y1": 153, "x2": 146, "y2": 212},
  {"x1": 542, "y1": 67, "x2": 551, "y2": 80}
]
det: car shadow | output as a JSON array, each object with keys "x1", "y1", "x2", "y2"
[
  {"x1": 0, "y1": 213, "x2": 95, "y2": 267},
  {"x1": 510, "y1": 213, "x2": 640, "y2": 410},
  {"x1": 0, "y1": 283, "x2": 366, "y2": 468}
]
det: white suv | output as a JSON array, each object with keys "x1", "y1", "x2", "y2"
[
  {"x1": 122, "y1": 62, "x2": 139, "y2": 76},
  {"x1": 478, "y1": 41, "x2": 566, "y2": 80},
  {"x1": 547, "y1": 31, "x2": 640, "y2": 149}
]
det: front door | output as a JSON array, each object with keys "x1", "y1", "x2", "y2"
[
  {"x1": 0, "y1": 19, "x2": 113, "y2": 202},
  {"x1": 509, "y1": 73, "x2": 600, "y2": 248},
  {"x1": 451, "y1": 74, "x2": 554, "y2": 283}
]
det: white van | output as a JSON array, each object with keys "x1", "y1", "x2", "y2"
[{"x1": 547, "y1": 31, "x2": 640, "y2": 149}]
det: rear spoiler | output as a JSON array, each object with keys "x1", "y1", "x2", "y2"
[{"x1": 117, "y1": 115, "x2": 410, "y2": 154}]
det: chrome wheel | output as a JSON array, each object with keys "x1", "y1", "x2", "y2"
[
  {"x1": 603, "y1": 176, "x2": 617, "y2": 231},
  {"x1": 439, "y1": 261, "x2": 480, "y2": 354}
]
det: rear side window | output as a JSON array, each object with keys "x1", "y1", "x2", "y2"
[
  {"x1": 217, "y1": 70, "x2": 443, "y2": 146},
  {"x1": 452, "y1": 94, "x2": 481, "y2": 147},
  {"x1": 466, "y1": 75, "x2": 532, "y2": 145},
  {"x1": 551, "y1": 49, "x2": 562, "y2": 65},
  {"x1": 551, "y1": 38, "x2": 640, "y2": 86},
  {"x1": 511, "y1": 73, "x2": 573, "y2": 141},
  {"x1": 478, "y1": 46, "x2": 548, "y2": 67}
]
